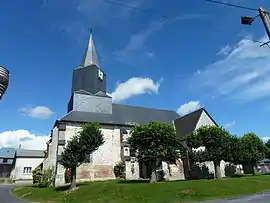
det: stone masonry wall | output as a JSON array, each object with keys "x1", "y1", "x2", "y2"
[{"x1": 54, "y1": 123, "x2": 122, "y2": 186}]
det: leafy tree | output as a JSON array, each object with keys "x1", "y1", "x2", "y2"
[
  {"x1": 265, "y1": 139, "x2": 270, "y2": 148},
  {"x1": 187, "y1": 126, "x2": 231, "y2": 179},
  {"x1": 128, "y1": 121, "x2": 182, "y2": 183},
  {"x1": 240, "y1": 133, "x2": 265, "y2": 175},
  {"x1": 59, "y1": 122, "x2": 104, "y2": 189},
  {"x1": 264, "y1": 139, "x2": 270, "y2": 159},
  {"x1": 228, "y1": 135, "x2": 244, "y2": 164}
]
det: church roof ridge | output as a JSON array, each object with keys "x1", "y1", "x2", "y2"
[{"x1": 113, "y1": 103, "x2": 178, "y2": 113}]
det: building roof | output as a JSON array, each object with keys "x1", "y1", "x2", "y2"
[
  {"x1": 174, "y1": 108, "x2": 217, "y2": 138},
  {"x1": 0, "y1": 148, "x2": 16, "y2": 158},
  {"x1": 80, "y1": 30, "x2": 99, "y2": 68},
  {"x1": 59, "y1": 103, "x2": 180, "y2": 126},
  {"x1": 16, "y1": 149, "x2": 45, "y2": 158}
]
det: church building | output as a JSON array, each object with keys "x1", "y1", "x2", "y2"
[{"x1": 43, "y1": 32, "x2": 226, "y2": 186}]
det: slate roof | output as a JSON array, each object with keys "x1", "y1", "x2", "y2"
[
  {"x1": 16, "y1": 149, "x2": 45, "y2": 158},
  {"x1": 59, "y1": 103, "x2": 180, "y2": 126},
  {"x1": 74, "y1": 89, "x2": 93, "y2": 95},
  {"x1": 80, "y1": 30, "x2": 99, "y2": 68},
  {"x1": 0, "y1": 148, "x2": 16, "y2": 158},
  {"x1": 174, "y1": 108, "x2": 217, "y2": 139},
  {"x1": 95, "y1": 91, "x2": 111, "y2": 98}
]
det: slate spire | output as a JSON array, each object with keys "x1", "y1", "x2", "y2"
[{"x1": 81, "y1": 29, "x2": 99, "y2": 68}]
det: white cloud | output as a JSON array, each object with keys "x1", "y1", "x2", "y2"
[
  {"x1": 147, "y1": 52, "x2": 154, "y2": 58},
  {"x1": 0, "y1": 130, "x2": 49, "y2": 150},
  {"x1": 191, "y1": 35, "x2": 270, "y2": 103},
  {"x1": 110, "y1": 77, "x2": 161, "y2": 102},
  {"x1": 18, "y1": 105, "x2": 54, "y2": 119},
  {"x1": 216, "y1": 45, "x2": 231, "y2": 56},
  {"x1": 224, "y1": 120, "x2": 236, "y2": 129},
  {"x1": 262, "y1": 137, "x2": 270, "y2": 142},
  {"x1": 177, "y1": 101, "x2": 201, "y2": 115},
  {"x1": 114, "y1": 14, "x2": 205, "y2": 65}
]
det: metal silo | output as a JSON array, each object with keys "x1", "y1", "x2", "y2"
[{"x1": 0, "y1": 66, "x2": 9, "y2": 99}]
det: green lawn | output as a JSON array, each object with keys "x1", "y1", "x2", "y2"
[
  {"x1": 0, "y1": 178, "x2": 14, "y2": 184},
  {"x1": 13, "y1": 175, "x2": 270, "y2": 203}
]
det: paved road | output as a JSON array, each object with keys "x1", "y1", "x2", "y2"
[
  {"x1": 1, "y1": 184, "x2": 270, "y2": 203},
  {"x1": 200, "y1": 191, "x2": 270, "y2": 203},
  {"x1": 0, "y1": 184, "x2": 31, "y2": 203}
]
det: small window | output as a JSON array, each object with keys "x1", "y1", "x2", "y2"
[
  {"x1": 98, "y1": 69, "x2": 103, "y2": 80},
  {"x1": 83, "y1": 154, "x2": 93, "y2": 163},
  {"x1": 124, "y1": 147, "x2": 130, "y2": 156},
  {"x1": 3, "y1": 158, "x2": 8, "y2": 163},
  {"x1": 23, "y1": 167, "x2": 32, "y2": 174}
]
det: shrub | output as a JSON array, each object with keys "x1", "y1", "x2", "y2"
[
  {"x1": 32, "y1": 164, "x2": 42, "y2": 185},
  {"x1": 114, "y1": 161, "x2": 125, "y2": 178},
  {"x1": 233, "y1": 172, "x2": 245, "y2": 178},
  {"x1": 65, "y1": 168, "x2": 71, "y2": 183},
  {"x1": 32, "y1": 166, "x2": 54, "y2": 188},
  {"x1": 254, "y1": 171, "x2": 262, "y2": 176}
]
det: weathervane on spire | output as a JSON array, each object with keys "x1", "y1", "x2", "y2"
[{"x1": 89, "y1": 28, "x2": 93, "y2": 34}]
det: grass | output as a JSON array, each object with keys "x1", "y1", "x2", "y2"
[
  {"x1": 13, "y1": 175, "x2": 270, "y2": 203},
  {"x1": 0, "y1": 178, "x2": 14, "y2": 184}
]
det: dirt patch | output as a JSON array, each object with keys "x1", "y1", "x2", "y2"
[{"x1": 181, "y1": 189, "x2": 196, "y2": 195}]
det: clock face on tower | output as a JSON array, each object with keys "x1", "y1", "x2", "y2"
[{"x1": 98, "y1": 69, "x2": 103, "y2": 80}]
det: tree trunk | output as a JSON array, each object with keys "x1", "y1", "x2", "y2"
[
  {"x1": 70, "y1": 167, "x2": 77, "y2": 190},
  {"x1": 251, "y1": 160, "x2": 256, "y2": 176},
  {"x1": 214, "y1": 160, "x2": 222, "y2": 179},
  {"x1": 150, "y1": 161, "x2": 157, "y2": 183}
]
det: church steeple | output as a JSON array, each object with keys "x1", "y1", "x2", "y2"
[
  {"x1": 70, "y1": 30, "x2": 107, "y2": 97},
  {"x1": 67, "y1": 30, "x2": 111, "y2": 113},
  {"x1": 80, "y1": 29, "x2": 99, "y2": 68}
]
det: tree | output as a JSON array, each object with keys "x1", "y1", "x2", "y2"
[
  {"x1": 187, "y1": 126, "x2": 231, "y2": 179},
  {"x1": 128, "y1": 121, "x2": 182, "y2": 183},
  {"x1": 265, "y1": 139, "x2": 270, "y2": 148},
  {"x1": 59, "y1": 122, "x2": 104, "y2": 189},
  {"x1": 264, "y1": 139, "x2": 270, "y2": 159},
  {"x1": 228, "y1": 135, "x2": 244, "y2": 164},
  {"x1": 240, "y1": 133, "x2": 265, "y2": 175}
]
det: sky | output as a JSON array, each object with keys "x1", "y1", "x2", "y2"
[{"x1": 0, "y1": 0, "x2": 270, "y2": 150}]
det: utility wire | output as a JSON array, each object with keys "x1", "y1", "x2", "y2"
[
  {"x1": 102, "y1": 0, "x2": 265, "y2": 44},
  {"x1": 104, "y1": 0, "x2": 148, "y2": 13},
  {"x1": 103, "y1": 0, "x2": 169, "y2": 19},
  {"x1": 204, "y1": 0, "x2": 258, "y2": 11}
]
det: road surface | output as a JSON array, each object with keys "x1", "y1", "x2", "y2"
[
  {"x1": 200, "y1": 191, "x2": 270, "y2": 203},
  {"x1": 0, "y1": 184, "x2": 31, "y2": 203},
  {"x1": 1, "y1": 183, "x2": 270, "y2": 203}
]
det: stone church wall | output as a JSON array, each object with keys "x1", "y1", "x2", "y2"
[
  {"x1": 51, "y1": 123, "x2": 122, "y2": 186},
  {"x1": 162, "y1": 159, "x2": 185, "y2": 181},
  {"x1": 43, "y1": 127, "x2": 59, "y2": 171}
]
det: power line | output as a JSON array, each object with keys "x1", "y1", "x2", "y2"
[
  {"x1": 104, "y1": 0, "x2": 148, "y2": 13},
  {"x1": 103, "y1": 0, "x2": 169, "y2": 19},
  {"x1": 204, "y1": 0, "x2": 257, "y2": 11},
  {"x1": 102, "y1": 0, "x2": 268, "y2": 43}
]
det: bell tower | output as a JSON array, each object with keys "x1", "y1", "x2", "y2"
[
  {"x1": 71, "y1": 30, "x2": 106, "y2": 95},
  {"x1": 67, "y1": 30, "x2": 112, "y2": 114}
]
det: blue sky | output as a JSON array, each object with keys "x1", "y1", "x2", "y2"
[{"x1": 0, "y1": 0, "x2": 270, "y2": 149}]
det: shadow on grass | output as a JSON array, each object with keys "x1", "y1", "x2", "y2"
[
  {"x1": 55, "y1": 182, "x2": 90, "y2": 191},
  {"x1": 117, "y1": 180, "x2": 150, "y2": 184},
  {"x1": 117, "y1": 179, "x2": 188, "y2": 184}
]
